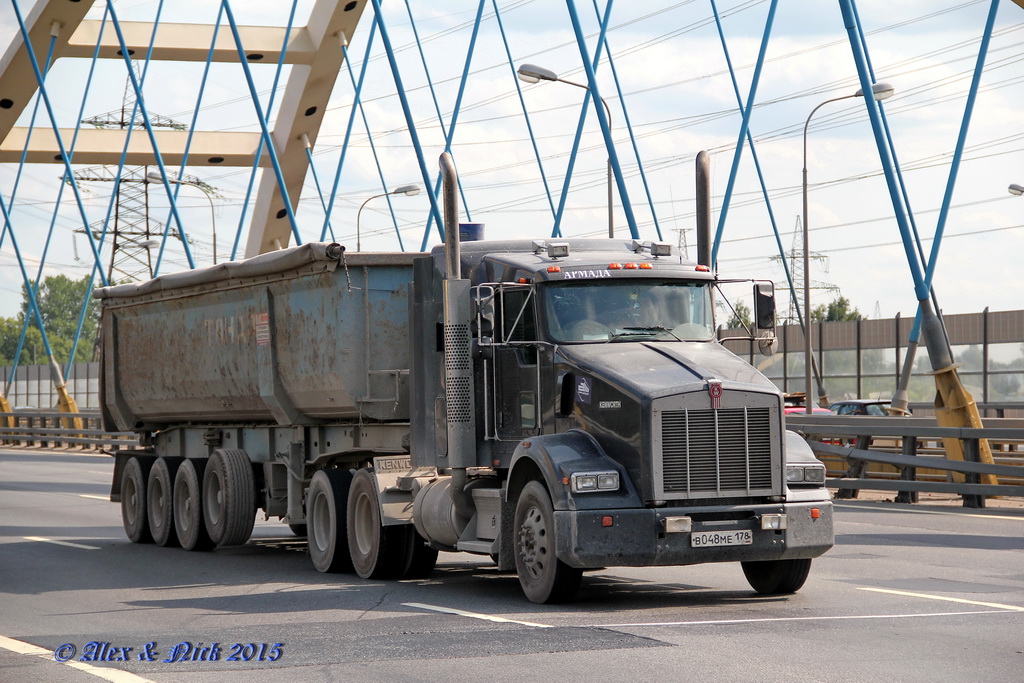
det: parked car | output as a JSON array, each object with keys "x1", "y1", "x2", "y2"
[
  {"x1": 828, "y1": 399, "x2": 902, "y2": 416},
  {"x1": 783, "y1": 393, "x2": 835, "y2": 415}
]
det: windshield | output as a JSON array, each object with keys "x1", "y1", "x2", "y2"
[{"x1": 542, "y1": 280, "x2": 715, "y2": 343}]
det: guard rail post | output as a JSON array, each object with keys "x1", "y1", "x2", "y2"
[
  {"x1": 895, "y1": 435, "x2": 919, "y2": 504},
  {"x1": 962, "y1": 438, "x2": 985, "y2": 509}
]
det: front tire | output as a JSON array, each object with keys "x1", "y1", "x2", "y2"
[
  {"x1": 147, "y1": 457, "x2": 183, "y2": 547},
  {"x1": 173, "y1": 459, "x2": 214, "y2": 551},
  {"x1": 203, "y1": 448, "x2": 256, "y2": 547},
  {"x1": 742, "y1": 558, "x2": 812, "y2": 594},
  {"x1": 514, "y1": 481, "x2": 582, "y2": 604},
  {"x1": 307, "y1": 469, "x2": 353, "y2": 573},
  {"x1": 121, "y1": 455, "x2": 155, "y2": 544},
  {"x1": 347, "y1": 469, "x2": 409, "y2": 579}
]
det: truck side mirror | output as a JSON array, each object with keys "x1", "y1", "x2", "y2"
[
  {"x1": 472, "y1": 287, "x2": 495, "y2": 338},
  {"x1": 753, "y1": 282, "x2": 777, "y2": 357}
]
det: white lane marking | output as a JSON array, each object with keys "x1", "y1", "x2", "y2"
[
  {"x1": 79, "y1": 494, "x2": 109, "y2": 501},
  {"x1": 404, "y1": 602, "x2": 554, "y2": 628},
  {"x1": 593, "y1": 610, "x2": 1007, "y2": 628},
  {"x1": 833, "y1": 502, "x2": 1024, "y2": 522},
  {"x1": 0, "y1": 634, "x2": 155, "y2": 683},
  {"x1": 858, "y1": 587, "x2": 1024, "y2": 612},
  {"x1": 24, "y1": 536, "x2": 100, "y2": 550}
]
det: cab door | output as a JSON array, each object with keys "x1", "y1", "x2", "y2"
[{"x1": 492, "y1": 285, "x2": 542, "y2": 439}]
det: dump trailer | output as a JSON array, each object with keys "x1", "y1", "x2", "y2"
[{"x1": 100, "y1": 157, "x2": 833, "y2": 603}]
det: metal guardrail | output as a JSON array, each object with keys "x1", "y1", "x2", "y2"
[
  {"x1": 786, "y1": 414, "x2": 1024, "y2": 508},
  {"x1": 0, "y1": 410, "x2": 139, "y2": 450}
]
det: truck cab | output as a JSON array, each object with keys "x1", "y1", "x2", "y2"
[{"x1": 409, "y1": 237, "x2": 833, "y2": 602}]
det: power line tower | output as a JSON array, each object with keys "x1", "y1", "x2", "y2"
[
  {"x1": 71, "y1": 62, "x2": 200, "y2": 283},
  {"x1": 771, "y1": 215, "x2": 839, "y2": 324}
]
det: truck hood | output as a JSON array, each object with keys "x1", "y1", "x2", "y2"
[{"x1": 557, "y1": 340, "x2": 778, "y2": 401}]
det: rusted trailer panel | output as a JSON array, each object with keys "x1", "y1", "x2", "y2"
[{"x1": 96, "y1": 244, "x2": 421, "y2": 431}]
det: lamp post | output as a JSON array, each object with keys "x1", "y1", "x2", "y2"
[
  {"x1": 356, "y1": 184, "x2": 420, "y2": 252},
  {"x1": 802, "y1": 82, "x2": 894, "y2": 413},
  {"x1": 517, "y1": 63, "x2": 615, "y2": 238},
  {"x1": 146, "y1": 171, "x2": 218, "y2": 263}
]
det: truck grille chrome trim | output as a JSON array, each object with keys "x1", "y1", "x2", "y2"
[{"x1": 660, "y1": 407, "x2": 773, "y2": 495}]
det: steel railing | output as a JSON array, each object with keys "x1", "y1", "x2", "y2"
[
  {"x1": 0, "y1": 410, "x2": 139, "y2": 450},
  {"x1": 786, "y1": 414, "x2": 1024, "y2": 508}
]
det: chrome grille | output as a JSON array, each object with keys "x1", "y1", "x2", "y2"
[{"x1": 661, "y1": 407, "x2": 773, "y2": 494}]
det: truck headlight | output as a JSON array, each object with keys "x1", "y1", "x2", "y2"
[
  {"x1": 786, "y1": 465, "x2": 826, "y2": 485},
  {"x1": 571, "y1": 471, "x2": 619, "y2": 493}
]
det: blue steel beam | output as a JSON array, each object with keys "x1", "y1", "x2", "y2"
[
  {"x1": 564, "y1": 0, "x2": 639, "y2": 239},
  {"x1": 711, "y1": 0, "x2": 779, "y2": 269},
  {"x1": 367, "y1": 0, "x2": 446, "y2": 245}
]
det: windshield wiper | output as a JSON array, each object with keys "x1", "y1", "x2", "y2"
[{"x1": 606, "y1": 326, "x2": 682, "y2": 343}]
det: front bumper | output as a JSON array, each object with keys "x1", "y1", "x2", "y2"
[{"x1": 554, "y1": 501, "x2": 833, "y2": 568}]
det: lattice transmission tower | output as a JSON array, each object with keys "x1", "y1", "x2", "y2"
[
  {"x1": 771, "y1": 215, "x2": 839, "y2": 325},
  {"x1": 70, "y1": 62, "x2": 207, "y2": 283}
]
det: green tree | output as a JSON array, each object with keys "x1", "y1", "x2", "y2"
[
  {"x1": 810, "y1": 296, "x2": 862, "y2": 323},
  {"x1": 0, "y1": 275, "x2": 99, "y2": 366},
  {"x1": 723, "y1": 300, "x2": 753, "y2": 330}
]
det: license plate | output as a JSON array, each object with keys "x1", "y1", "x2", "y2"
[{"x1": 691, "y1": 530, "x2": 753, "y2": 548}]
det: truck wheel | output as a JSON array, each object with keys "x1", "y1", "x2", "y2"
[
  {"x1": 514, "y1": 481, "x2": 582, "y2": 604},
  {"x1": 347, "y1": 468, "x2": 408, "y2": 579},
  {"x1": 742, "y1": 558, "x2": 812, "y2": 594},
  {"x1": 147, "y1": 457, "x2": 183, "y2": 547},
  {"x1": 121, "y1": 455, "x2": 155, "y2": 544},
  {"x1": 307, "y1": 469, "x2": 353, "y2": 573},
  {"x1": 401, "y1": 528, "x2": 438, "y2": 580},
  {"x1": 173, "y1": 459, "x2": 214, "y2": 551},
  {"x1": 203, "y1": 448, "x2": 256, "y2": 547}
]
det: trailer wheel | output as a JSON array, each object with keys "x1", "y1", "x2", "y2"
[
  {"x1": 173, "y1": 459, "x2": 214, "y2": 551},
  {"x1": 147, "y1": 457, "x2": 183, "y2": 547},
  {"x1": 514, "y1": 481, "x2": 582, "y2": 604},
  {"x1": 401, "y1": 528, "x2": 438, "y2": 580},
  {"x1": 742, "y1": 558, "x2": 812, "y2": 595},
  {"x1": 347, "y1": 468, "x2": 408, "y2": 579},
  {"x1": 121, "y1": 456, "x2": 155, "y2": 544},
  {"x1": 203, "y1": 448, "x2": 256, "y2": 547},
  {"x1": 307, "y1": 469, "x2": 353, "y2": 573}
]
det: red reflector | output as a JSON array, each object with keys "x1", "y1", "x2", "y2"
[
  {"x1": 547, "y1": 265, "x2": 561, "y2": 273},
  {"x1": 639, "y1": 263, "x2": 653, "y2": 269},
  {"x1": 810, "y1": 508, "x2": 821, "y2": 519},
  {"x1": 695, "y1": 264, "x2": 710, "y2": 272},
  {"x1": 608, "y1": 263, "x2": 622, "y2": 269},
  {"x1": 624, "y1": 262, "x2": 637, "y2": 269},
  {"x1": 601, "y1": 516, "x2": 614, "y2": 527}
]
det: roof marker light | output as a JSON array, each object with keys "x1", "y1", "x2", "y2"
[
  {"x1": 608, "y1": 263, "x2": 622, "y2": 270},
  {"x1": 639, "y1": 263, "x2": 653, "y2": 270},
  {"x1": 547, "y1": 266, "x2": 561, "y2": 273},
  {"x1": 624, "y1": 263, "x2": 638, "y2": 269},
  {"x1": 695, "y1": 265, "x2": 710, "y2": 272}
]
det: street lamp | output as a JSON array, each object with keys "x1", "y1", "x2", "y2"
[
  {"x1": 1009, "y1": 183, "x2": 1024, "y2": 196},
  {"x1": 517, "y1": 62, "x2": 615, "y2": 238},
  {"x1": 146, "y1": 171, "x2": 218, "y2": 264},
  {"x1": 801, "y1": 82, "x2": 894, "y2": 413},
  {"x1": 356, "y1": 184, "x2": 420, "y2": 252}
]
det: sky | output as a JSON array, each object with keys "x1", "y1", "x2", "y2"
[{"x1": 0, "y1": 0, "x2": 1022, "y2": 326}]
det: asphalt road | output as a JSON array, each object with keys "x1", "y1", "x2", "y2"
[{"x1": 1, "y1": 447, "x2": 1022, "y2": 682}]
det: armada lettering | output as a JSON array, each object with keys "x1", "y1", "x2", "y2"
[{"x1": 562, "y1": 269, "x2": 612, "y2": 279}]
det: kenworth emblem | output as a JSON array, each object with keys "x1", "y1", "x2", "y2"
[{"x1": 707, "y1": 380, "x2": 723, "y2": 409}]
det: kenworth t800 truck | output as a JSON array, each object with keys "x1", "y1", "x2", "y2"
[{"x1": 101, "y1": 154, "x2": 832, "y2": 603}]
